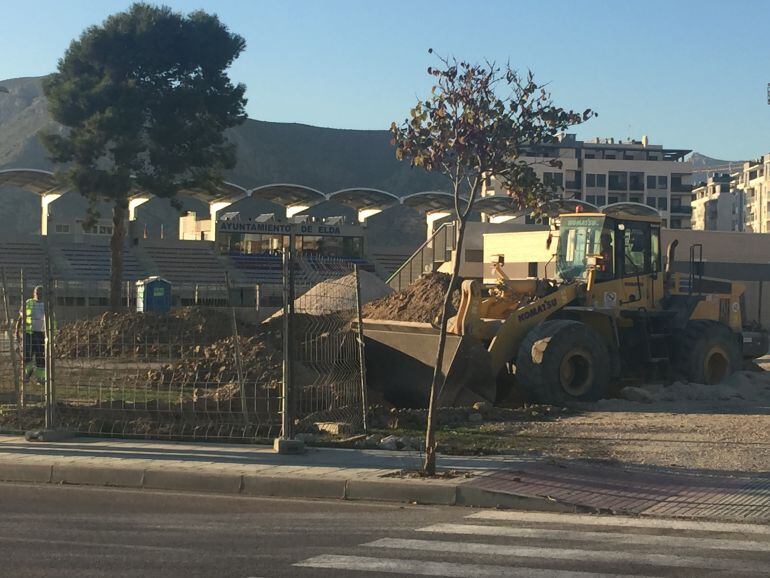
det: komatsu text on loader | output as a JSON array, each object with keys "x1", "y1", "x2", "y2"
[{"x1": 363, "y1": 203, "x2": 769, "y2": 407}]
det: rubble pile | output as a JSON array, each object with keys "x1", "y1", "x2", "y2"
[
  {"x1": 147, "y1": 332, "x2": 283, "y2": 392},
  {"x1": 56, "y1": 308, "x2": 235, "y2": 358},
  {"x1": 362, "y1": 273, "x2": 461, "y2": 323},
  {"x1": 294, "y1": 270, "x2": 392, "y2": 315}
]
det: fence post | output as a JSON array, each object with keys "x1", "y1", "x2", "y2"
[
  {"x1": 353, "y1": 265, "x2": 369, "y2": 433},
  {"x1": 1, "y1": 267, "x2": 22, "y2": 429},
  {"x1": 277, "y1": 239, "x2": 297, "y2": 449}
]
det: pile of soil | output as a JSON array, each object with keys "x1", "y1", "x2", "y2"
[
  {"x1": 56, "y1": 308, "x2": 236, "y2": 358},
  {"x1": 362, "y1": 273, "x2": 460, "y2": 323},
  {"x1": 146, "y1": 331, "x2": 283, "y2": 392},
  {"x1": 294, "y1": 270, "x2": 392, "y2": 315}
]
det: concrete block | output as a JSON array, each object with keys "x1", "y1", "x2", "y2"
[
  {"x1": 273, "y1": 437, "x2": 305, "y2": 454},
  {"x1": 142, "y1": 469, "x2": 242, "y2": 494},
  {"x1": 345, "y1": 479, "x2": 456, "y2": 506},
  {"x1": 242, "y1": 475, "x2": 346, "y2": 499},
  {"x1": 51, "y1": 465, "x2": 144, "y2": 488},
  {"x1": 0, "y1": 462, "x2": 53, "y2": 483},
  {"x1": 314, "y1": 422, "x2": 354, "y2": 436}
]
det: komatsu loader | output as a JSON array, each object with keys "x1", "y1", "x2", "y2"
[{"x1": 363, "y1": 204, "x2": 769, "y2": 407}]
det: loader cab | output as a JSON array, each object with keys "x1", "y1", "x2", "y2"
[{"x1": 556, "y1": 205, "x2": 662, "y2": 288}]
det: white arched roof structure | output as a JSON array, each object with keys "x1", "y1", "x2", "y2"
[
  {"x1": 0, "y1": 168, "x2": 60, "y2": 194},
  {"x1": 250, "y1": 183, "x2": 326, "y2": 218},
  {"x1": 327, "y1": 188, "x2": 400, "y2": 222}
]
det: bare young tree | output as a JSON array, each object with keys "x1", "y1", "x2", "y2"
[{"x1": 391, "y1": 52, "x2": 595, "y2": 475}]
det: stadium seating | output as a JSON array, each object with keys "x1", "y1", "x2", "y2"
[
  {"x1": 56, "y1": 244, "x2": 146, "y2": 281},
  {"x1": 0, "y1": 240, "x2": 46, "y2": 285},
  {"x1": 143, "y1": 243, "x2": 226, "y2": 284},
  {"x1": 228, "y1": 253, "x2": 283, "y2": 285}
]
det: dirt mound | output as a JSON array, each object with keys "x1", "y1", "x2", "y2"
[
  {"x1": 280, "y1": 270, "x2": 393, "y2": 316},
  {"x1": 147, "y1": 331, "x2": 283, "y2": 391},
  {"x1": 362, "y1": 273, "x2": 460, "y2": 323},
  {"x1": 56, "y1": 308, "x2": 235, "y2": 358}
]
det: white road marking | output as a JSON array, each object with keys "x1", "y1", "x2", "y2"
[
  {"x1": 364, "y1": 537, "x2": 769, "y2": 574},
  {"x1": 417, "y1": 523, "x2": 770, "y2": 552},
  {"x1": 467, "y1": 510, "x2": 770, "y2": 535},
  {"x1": 294, "y1": 554, "x2": 649, "y2": 577}
]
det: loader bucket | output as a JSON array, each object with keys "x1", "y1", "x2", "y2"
[{"x1": 362, "y1": 319, "x2": 496, "y2": 408}]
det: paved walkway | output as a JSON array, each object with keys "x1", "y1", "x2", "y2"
[{"x1": 0, "y1": 435, "x2": 767, "y2": 522}]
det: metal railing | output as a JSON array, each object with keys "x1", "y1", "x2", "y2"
[{"x1": 387, "y1": 222, "x2": 456, "y2": 292}]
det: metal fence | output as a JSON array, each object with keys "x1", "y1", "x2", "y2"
[{"x1": 0, "y1": 252, "x2": 367, "y2": 443}]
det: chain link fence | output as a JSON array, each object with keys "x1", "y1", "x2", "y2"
[{"x1": 0, "y1": 251, "x2": 367, "y2": 442}]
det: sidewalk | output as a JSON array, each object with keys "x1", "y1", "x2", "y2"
[{"x1": 0, "y1": 435, "x2": 767, "y2": 522}]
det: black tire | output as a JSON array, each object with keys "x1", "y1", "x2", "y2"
[
  {"x1": 516, "y1": 319, "x2": 611, "y2": 405},
  {"x1": 674, "y1": 320, "x2": 741, "y2": 384}
]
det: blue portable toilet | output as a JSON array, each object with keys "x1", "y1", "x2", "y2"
[{"x1": 136, "y1": 276, "x2": 172, "y2": 313}]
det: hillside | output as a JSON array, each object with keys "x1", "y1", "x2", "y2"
[
  {"x1": 0, "y1": 76, "x2": 445, "y2": 243},
  {"x1": 689, "y1": 152, "x2": 744, "y2": 184}
]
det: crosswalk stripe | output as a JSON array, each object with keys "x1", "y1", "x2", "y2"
[
  {"x1": 364, "y1": 537, "x2": 769, "y2": 574},
  {"x1": 417, "y1": 523, "x2": 770, "y2": 552},
  {"x1": 294, "y1": 554, "x2": 649, "y2": 577},
  {"x1": 467, "y1": 510, "x2": 770, "y2": 535}
]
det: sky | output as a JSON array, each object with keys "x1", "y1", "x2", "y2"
[{"x1": 1, "y1": 0, "x2": 768, "y2": 160}]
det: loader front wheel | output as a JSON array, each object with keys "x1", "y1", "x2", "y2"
[
  {"x1": 516, "y1": 320, "x2": 610, "y2": 405},
  {"x1": 674, "y1": 320, "x2": 741, "y2": 385}
]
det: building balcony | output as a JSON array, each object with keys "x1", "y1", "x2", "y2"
[
  {"x1": 670, "y1": 205, "x2": 692, "y2": 215},
  {"x1": 671, "y1": 184, "x2": 693, "y2": 193}
]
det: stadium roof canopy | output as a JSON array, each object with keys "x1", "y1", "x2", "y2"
[
  {"x1": 173, "y1": 181, "x2": 250, "y2": 203},
  {"x1": 402, "y1": 191, "x2": 464, "y2": 214},
  {"x1": 475, "y1": 195, "x2": 526, "y2": 218},
  {"x1": 327, "y1": 188, "x2": 399, "y2": 211},
  {"x1": 250, "y1": 183, "x2": 326, "y2": 217},
  {"x1": 0, "y1": 168, "x2": 61, "y2": 194}
]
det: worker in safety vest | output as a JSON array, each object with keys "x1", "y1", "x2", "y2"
[{"x1": 15, "y1": 286, "x2": 47, "y2": 382}]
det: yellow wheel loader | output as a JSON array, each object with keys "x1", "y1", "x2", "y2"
[{"x1": 363, "y1": 204, "x2": 769, "y2": 407}]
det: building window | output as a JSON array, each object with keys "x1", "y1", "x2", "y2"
[
  {"x1": 586, "y1": 195, "x2": 596, "y2": 205},
  {"x1": 54, "y1": 224, "x2": 70, "y2": 233},
  {"x1": 646, "y1": 197, "x2": 656, "y2": 208},
  {"x1": 630, "y1": 172, "x2": 644, "y2": 191},
  {"x1": 647, "y1": 175, "x2": 656, "y2": 189},
  {"x1": 657, "y1": 197, "x2": 667, "y2": 210},
  {"x1": 586, "y1": 174, "x2": 596, "y2": 187},
  {"x1": 597, "y1": 174, "x2": 606, "y2": 187},
  {"x1": 608, "y1": 172, "x2": 628, "y2": 191},
  {"x1": 596, "y1": 195, "x2": 607, "y2": 205},
  {"x1": 584, "y1": 153, "x2": 595, "y2": 159},
  {"x1": 528, "y1": 262, "x2": 538, "y2": 277},
  {"x1": 630, "y1": 195, "x2": 642, "y2": 203},
  {"x1": 608, "y1": 195, "x2": 619, "y2": 204},
  {"x1": 658, "y1": 176, "x2": 667, "y2": 189},
  {"x1": 543, "y1": 172, "x2": 563, "y2": 187}
]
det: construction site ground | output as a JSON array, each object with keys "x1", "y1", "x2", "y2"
[{"x1": 363, "y1": 357, "x2": 770, "y2": 474}]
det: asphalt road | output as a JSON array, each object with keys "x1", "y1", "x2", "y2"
[{"x1": 0, "y1": 483, "x2": 768, "y2": 577}]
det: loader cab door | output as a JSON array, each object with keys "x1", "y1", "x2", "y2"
[{"x1": 614, "y1": 219, "x2": 661, "y2": 307}]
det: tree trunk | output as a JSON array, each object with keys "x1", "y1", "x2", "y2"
[
  {"x1": 110, "y1": 199, "x2": 128, "y2": 311},
  {"x1": 423, "y1": 213, "x2": 470, "y2": 476}
]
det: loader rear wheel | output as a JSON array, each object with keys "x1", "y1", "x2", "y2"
[
  {"x1": 516, "y1": 319, "x2": 610, "y2": 405},
  {"x1": 674, "y1": 320, "x2": 741, "y2": 385}
]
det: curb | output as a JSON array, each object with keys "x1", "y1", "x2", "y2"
[{"x1": 0, "y1": 459, "x2": 580, "y2": 512}]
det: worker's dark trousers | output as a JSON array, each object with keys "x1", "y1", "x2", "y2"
[{"x1": 23, "y1": 331, "x2": 45, "y2": 372}]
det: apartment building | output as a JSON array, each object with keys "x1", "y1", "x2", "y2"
[
  {"x1": 691, "y1": 174, "x2": 741, "y2": 231},
  {"x1": 482, "y1": 134, "x2": 693, "y2": 228},
  {"x1": 733, "y1": 154, "x2": 770, "y2": 233}
]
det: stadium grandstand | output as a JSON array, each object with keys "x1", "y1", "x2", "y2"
[{"x1": 0, "y1": 168, "x2": 511, "y2": 316}]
